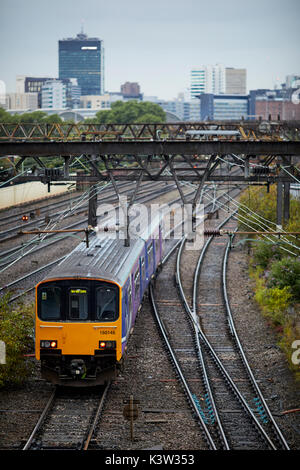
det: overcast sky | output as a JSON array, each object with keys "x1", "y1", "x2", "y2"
[{"x1": 0, "y1": 0, "x2": 299, "y2": 100}]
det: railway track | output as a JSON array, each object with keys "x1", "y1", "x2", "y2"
[
  {"x1": 20, "y1": 189, "x2": 236, "y2": 451},
  {"x1": 190, "y1": 215, "x2": 289, "y2": 449},
  {"x1": 0, "y1": 181, "x2": 181, "y2": 272},
  {"x1": 0, "y1": 180, "x2": 175, "y2": 246},
  {"x1": 2, "y1": 184, "x2": 240, "y2": 304},
  {"x1": 221, "y1": 231, "x2": 290, "y2": 449},
  {"x1": 0, "y1": 182, "x2": 197, "y2": 301},
  {"x1": 149, "y1": 196, "x2": 290, "y2": 450},
  {"x1": 0, "y1": 166, "x2": 141, "y2": 232},
  {"x1": 22, "y1": 382, "x2": 110, "y2": 450}
]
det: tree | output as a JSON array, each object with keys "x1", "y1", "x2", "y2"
[
  {"x1": 43, "y1": 114, "x2": 63, "y2": 124},
  {"x1": 95, "y1": 100, "x2": 166, "y2": 124}
]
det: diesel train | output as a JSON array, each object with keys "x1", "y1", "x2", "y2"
[{"x1": 35, "y1": 214, "x2": 164, "y2": 386}]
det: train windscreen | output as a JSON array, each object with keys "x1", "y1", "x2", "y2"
[
  {"x1": 40, "y1": 286, "x2": 61, "y2": 320},
  {"x1": 38, "y1": 280, "x2": 119, "y2": 322},
  {"x1": 96, "y1": 286, "x2": 118, "y2": 321}
]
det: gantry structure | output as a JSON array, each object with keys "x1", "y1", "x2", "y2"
[{"x1": 0, "y1": 120, "x2": 300, "y2": 227}]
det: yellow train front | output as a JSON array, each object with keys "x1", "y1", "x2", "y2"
[{"x1": 35, "y1": 215, "x2": 164, "y2": 386}]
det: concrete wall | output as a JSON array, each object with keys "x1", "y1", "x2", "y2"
[{"x1": 0, "y1": 182, "x2": 71, "y2": 210}]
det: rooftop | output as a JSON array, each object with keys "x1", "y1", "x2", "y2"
[{"x1": 61, "y1": 32, "x2": 101, "y2": 41}]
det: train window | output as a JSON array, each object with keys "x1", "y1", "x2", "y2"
[
  {"x1": 128, "y1": 284, "x2": 132, "y2": 314},
  {"x1": 68, "y1": 288, "x2": 88, "y2": 320},
  {"x1": 141, "y1": 257, "x2": 145, "y2": 280},
  {"x1": 96, "y1": 286, "x2": 118, "y2": 321},
  {"x1": 40, "y1": 286, "x2": 61, "y2": 320},
  {"x1": 134, "y1": 270, "x2": 140, "y2": 298},
  {"x1": 147, "y1": 243, "x2": 153, "y2": 272}
]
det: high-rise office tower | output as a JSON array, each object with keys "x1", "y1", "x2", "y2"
[{"x1": 59, "y1": 31, "x2": 104, "y2": 96}]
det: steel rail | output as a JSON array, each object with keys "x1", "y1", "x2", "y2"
[
  {"x1": 20, "y1": 188, "x2": 236, "y2": 450},
  {"x1": 82, "y1": 381, "x2": 111, "y2": 450},
  {"x1": 176, "y1": 237, "x2": 230, "y2": 450},
  {"x1": 189, "y1": 214, "x2": 279, "y2": 450},
  {"x1": 0, "y1": 180, "x2": 175, "y2": 244},
  {"x1": 222, "y1": 231, "x2": 290, "y2": 450},
  {"x1": 148, "y1": 192, "x2": 240, "y2": 450},
  {"x1": 149, "y1": 283, "x2": 218, "y2": 450},
  {"x1": 23, "y1": 383, "x2": 110, "y2": 451},
  {"x1": 0, "y1": 182, "x2": 183, "y2": 269},
  {"x1": 4, "y1": 185, "x2": 237, "y2": 303},
  {"x1": 3, "y1": 181, "x2": 211, "y2": 302},
  {"x1": 0, "y1": 256, "x2": 66, "y2": 303},
  {"x1": 22, "y1": 388, "x2": 57, "y2": 450}
]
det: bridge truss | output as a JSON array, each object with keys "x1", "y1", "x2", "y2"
[{"x1": 0, "y1": 121, "x2": 300, "y2": 228}]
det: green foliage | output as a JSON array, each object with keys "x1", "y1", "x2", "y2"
[
  {"x1": 267, "y1": 257, "x2": 300, "y2": 301},
  {"x1": 42, "y1": 114, "x2": 63, "y2": 124},
  {"x1": 238, "y1": 185, "x2": 277, "y2": 230},
  {"x1": 238, "y1": 185, "x2": 300, "y2": 255},
  {"x1": 0, "y1": 107, "x2": 63, "y2": 124},
  {"x1": 0, "y1": 293, "x2": 34, "y2": 388},
  {"x1": 250, "y1": 251, "x2": 300, "y2": 380},
  {"x1": 255, "y1": 284, "x2": 292, "y2": 326},
  {"x1": 0, "y1": 99, "x2": 166, "y2": 127},
  {"x1": 252, "y1": 241, "x2": 282, "y2": 269},
  {"x1": 95, "y1": 100, "x2": 166, "y2": 124}
]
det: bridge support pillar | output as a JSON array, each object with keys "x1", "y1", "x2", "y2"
[
  {"x1": 276, "y1": 181, "x2": 283, "y2": 229},
  {"x1": 283, "y1": 182, "x2": 290, "y2": 225}
]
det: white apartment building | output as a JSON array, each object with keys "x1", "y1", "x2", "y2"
[
  {"x1": 41, "y1": 80, "x2": 67, "y2": 109},
  {"x1": 190, "y1": 64, "x2": 246, "y2": 99},
  {"x1": 190, "y1": 64, "x2": 226, "y2": 100}
]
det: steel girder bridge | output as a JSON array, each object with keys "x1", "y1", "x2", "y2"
[{"x1": 0, "y1": 121, "x2": 300, "y2": 227}]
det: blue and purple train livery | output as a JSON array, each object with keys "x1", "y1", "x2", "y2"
[{"x1": 35, "y1": 213, "x2": 164, "y2": 386}]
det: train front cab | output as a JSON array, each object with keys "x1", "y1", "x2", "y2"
[{"x1": 35, "y1": 277, "x2": 122, "y2": 386}]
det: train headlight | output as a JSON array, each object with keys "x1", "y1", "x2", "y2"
[
  {"x1": 99, "y1": 341, "x2": 116, "y2": 350},
  {"x1": 40, "y1": 340, "x2": 57, "y2": 349}
]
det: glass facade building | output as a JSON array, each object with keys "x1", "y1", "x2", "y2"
[
  {"x1": 199, "y1": 94, "x2": 249, "y2": 120},
  {"x1": 214, "y1": 96, "x2": 249, "y2": 120},
  {"x1": 59, "y1": 32, "x2": 104, "y2": 96}
]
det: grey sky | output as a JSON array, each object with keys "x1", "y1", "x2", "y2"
[{"x1": 0, "y1": 0, "x2": 299, "y2": 100}]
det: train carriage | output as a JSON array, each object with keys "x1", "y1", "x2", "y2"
[{"x1": 35, "y1": 213, "x2": 164, "y2": 386}]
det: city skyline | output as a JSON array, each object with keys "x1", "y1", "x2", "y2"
[{"x1": 1, "y1": 0, "x2": 300, "y2": 101}]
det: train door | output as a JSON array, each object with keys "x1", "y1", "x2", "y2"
[
  {"x1": 127, "y1": 281, "x2": 133, "y2": 334},
  {"x1": 123, "y1": 279, "x2": 132, "y2": 342},
  {"x1": 133, "y1": 266, "x2": 141, "y2": 311}
]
